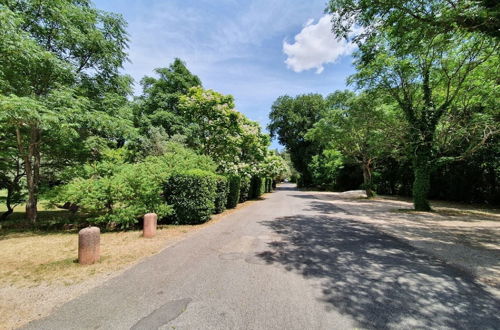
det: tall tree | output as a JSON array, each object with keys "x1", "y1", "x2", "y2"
[
  {"x1": 268, "y1": 94, "x2": 325, "y2": 186},
  {"x1": 307, "y1": 91, "x2": 403, "y2": 197},
  {"x1": 136, "y1": 58, "x2": 202, "y2": 137},
  {"x1": 327, "y1": 0, "x2": 498, "y2": 210},
  {"x1": 0, "y1": 1, "x2": 129, "y2": 222}
]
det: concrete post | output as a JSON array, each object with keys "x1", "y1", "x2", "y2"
[
  {"x1": 78, "y1": 226, "x2": 100, "y2": 265},
  {"x1": 143, "y1": 213, "x2": 157, "y2": 238}
]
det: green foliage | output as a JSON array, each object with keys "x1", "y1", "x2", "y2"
[
  {"x1": 308, "y1": 149, "x2": 344, "y2": 189},
  {"x1": 0, "y1": 1, "x2": 132, "y2": 222},
  {"x1": 51, "y1": 143, "x2": 215, "y2": 228},
  {"x1": 135, "y1": 58, "x2": 202, "y2": 137},
  {"x1": 214, "y1": 176, "x2": 228, "y2": 214},
  {"x1": 226, "y1": 176, "x2": 241, "y2": 209},
  {"x1": 239, "y1": 176, "x2": 251, "y2": 203},
  {"x1": 164, "y1": 170, "x2": 217, "y2": 225},
  {"x1": 326, "y1": 0, "x2": 500, "y2": 40},
  {"x1": 268, "y1": 94, "x2": 325, "y2": 186},
  {"x1": 250, "y1": 176, "x2": 264, "y2": 199},
  {"x1": 324, "y1": 0, "x2": 498, "y2": 208},
  {"x1": 265, "y1": 178, "x2": 272, "y2": 193}
]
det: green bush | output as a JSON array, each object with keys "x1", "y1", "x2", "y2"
[
  {"x1": 214, "y1": 175, "x2": 228, "y2": 214},
  {"x1": 250, "y1": 176, "x2": 264, "y2": 199},
  {"x1": 164, "y1": 169, "x2": 217, "y2": 224},
  {"x1": 260, "y1": 177, "x2": 267, "y2": 195},
  {"x1": 52, "y1": 144, "x2": 217, "y2": 229},
  {"x1": 239, "y1": 176, "x2": 251, "y2": 203},
  {"x1": 226, "y1": 175, "x2": 241, "y2": 209},
  {"x1": 265, "y1": 177, "x2": 272, "y2": 193}
]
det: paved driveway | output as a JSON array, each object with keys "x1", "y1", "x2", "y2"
[{"x1": 25, "y1": 184, "x2": 500, "y2": 329}]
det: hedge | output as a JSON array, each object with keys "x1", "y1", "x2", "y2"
[
  {"x1": 250, "y1": 176, "x2": 264, "y2": 199},
  {"x1": 214, "y1": 175, "x2": 229, "y2": 214},
  {"x1": 226, "y1": 175, "x2": 241, "y2": 209},
  {"x1": 239, "y1": 176, "x2": 251, "y2": 202},
  {"x1": 265, "y1": 177, "x2": 272, "y2": 193},
  {"x1": 164, "y1": 169, "x2": 217, "y2": 224},
  {"x1": 260, "y1": 177, "x2": 266, "y2": 195}
]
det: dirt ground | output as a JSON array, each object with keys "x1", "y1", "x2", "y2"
[
  {"x1": 0, "y1": 199, "x2": 261, "y2": 330},
  {"x1": 315, "y1": 191, "x2": 500, "y2": 291}
]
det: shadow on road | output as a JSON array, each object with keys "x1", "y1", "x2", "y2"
[{"x1": 257, "y1": 199, "x2": 500, "y2": 329}]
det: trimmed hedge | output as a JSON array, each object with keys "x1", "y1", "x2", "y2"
[
  {"x1": 164, "y1": 169, "x2": 217, "y2": 224},
  {"x1": 214, "y1": 175, "x2": 229, "y2": 214},
  {"x1": 226, "y1": 175, "x2": 241, "y2": 209},
  {"x1": 250, "y1": 176, "x2": 264, "y2": 199},
  {"x1": 239, "y1": 176, "x2": 251, "y2": 202},
  {"x1": 265, "y1": 177, "x2": 272, "y2": 193}
]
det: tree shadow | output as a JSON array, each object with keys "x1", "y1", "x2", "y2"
[{"x1": 257, "y1": 203, "x2": 500, "y2": 329}]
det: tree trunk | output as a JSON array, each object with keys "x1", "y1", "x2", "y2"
[
  {"x1": 0, "y1": 186, "x2": 15, "y2": 221},
  {"x1": 19, "y1": 126, "x2": 41, "y2": 223},
  {"x1": 362, "y1": 160, "x2": 374, "y2": 198},
  {"x1": 412, "y1": 149, "x2": 432, "y2": 211}
]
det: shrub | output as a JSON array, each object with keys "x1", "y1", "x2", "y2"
[
  {"x1": 226, "y1": 175, "x2": 241, "y2": 209},
  {"x1": 52, "y1": 145, "x2": 217, "y2": 229},
  {"x1": 265, "y1": 177, "x2": 272, "y2": 193},
  {"x1": 164, "y1": 169, "x2": 217, "y2": 224},
  {"x1": 250, "y1": 176, "x2": 264, "y2": 199},
  {"x1": 260, "y1": 177, "x2": 267, "y2": 195},
  {"x1": 214, "y1": 175, "x2": 228, "y2": 214},
  {"x1": 239, "y1": 176, "x2": 251, "y2": 202}
]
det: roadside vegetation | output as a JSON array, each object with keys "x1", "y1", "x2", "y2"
[
  {"x1": 269, "y1": 0, "x2": 499, "y2": 210},
  {"x1": 0, "y1": 1, "x2": 290, "y2": 232}
]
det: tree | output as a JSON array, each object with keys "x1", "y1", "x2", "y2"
[
  {"x1": 327, "y1": 0, "x2": 500, "y2": 40},
  {"x1": 307, "y1": 91, "x2": 402, "y2": 197},
  {"x1": 0, "y1": 1, "x2": 130, "y2": 222},
  {"x1": 178, "y1": 87, "x2": 242, "y2": 163},
  {"x1": 340, "y1": 23, "x2": 496, "y2": 209},
  {"x1": 135, "y1": 58, "x2": 202, "y2": 136},
  {"x1": 268, "y1": 94, "x2": 325, "y2": 186}
]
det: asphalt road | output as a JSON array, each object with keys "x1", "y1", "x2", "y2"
[{"x1": 25, "y1": 184, "x2": 500, "y2": 329}]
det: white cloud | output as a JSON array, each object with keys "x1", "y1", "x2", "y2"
[{"x1": 283, "y1": 14, "x2": 356, "y2": 74}]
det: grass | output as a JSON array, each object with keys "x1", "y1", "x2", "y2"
[{"x1": 0, "y1": 225, "x2": 197, "y2": 286}]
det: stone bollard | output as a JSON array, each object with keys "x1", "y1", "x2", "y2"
[
  {"x1": 143, "y1": 213, "x2": 157, "y2": 238},
  {"x1": 78, "y1": 226, "x2": 100, "y2": 265}
]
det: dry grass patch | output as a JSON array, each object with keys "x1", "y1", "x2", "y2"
[{"x1": 0, "y1": 225, "x2": 193, "y2": 286}]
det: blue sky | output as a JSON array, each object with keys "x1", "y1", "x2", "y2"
[{"x1": 94, "y1": 0, "x2": 356, "y2": 149}]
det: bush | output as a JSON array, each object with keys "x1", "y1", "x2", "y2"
[
  {"x1": 226, "y1": 175, "x2": 241, "y2": 209},
  {"x1": 250, "y1": 176, "x2": 264, "y2": 199},
  {"x1": 265, "y1": 177, "x2": 272, "y2": 193},
  {"x1": 164, "y1": 169, "x2": 217, "y2": 224},
  {"x1": 214, "y1": 175, "x2": 228, "y2": 214},
  {"x1": 260, "y1": 177, "x2": 267, "y2": 195},
  {"x1": 239, "y1": 176, "x2": 251, "y2": 203},
  {"x1": 51, "y1": 144, "x2": 216, "y2": 229},
  {"x1": 296, "y1": 177, "x2": 304, "y2": 188}
]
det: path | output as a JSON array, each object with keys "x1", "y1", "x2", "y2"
[{"x1": 25, "y1": 184, "x2": 500, "y2": 329}]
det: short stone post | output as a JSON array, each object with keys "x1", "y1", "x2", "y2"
[
  {"x1": 78, "y1": 226, "x2": 100, "y2": 265},
  {"x1": 143, "y1": 213, "x2": 157, "y2": 238}
]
